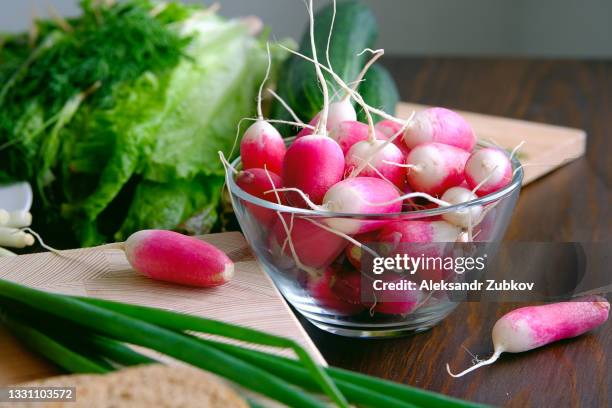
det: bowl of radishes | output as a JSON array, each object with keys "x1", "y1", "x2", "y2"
[
  {"x1": 223, "y1": 115, "x2": 523, "y2": 337},
  {"x1": 221, "y1": 4, "x2": 523, "y2": 336}
]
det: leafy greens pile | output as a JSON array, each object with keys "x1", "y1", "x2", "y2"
[{"x1": 0, "y1": 0, "x2": 281, "y2": 247}]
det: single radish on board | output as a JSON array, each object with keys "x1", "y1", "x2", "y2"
[
  {"x1": 240, "y1": 120, "x2": 286, "y2": 175},
  {"x1": 235, "y1": 168, "x2": 285, "y2": 225},
  {"x1": 403, "y1": 107, "x2": 476, "y2": 152},
  {"x1": 447, "y1": 296, "x2": 610, "y2": 377},
  {"x1": 406, "y1": 142, "x2": 470, "y2": 196},
  {"x1": 440, "y1": 186, "x2": 482, "y2": 229},
  {"x1": 465, "y1": 147, "x2": 513, "y2": 196},
  {"x1": 322, "y1": 177, "x2": 402, "y2": 234},
  {"x1": 282, "y1": 134, "x2": 345, "y2": 206},
  {"x1": 345, "y1": 139, "x2": 406, "y2": 188},
  {"x1": 124, "y1": 230, "x2": 234, "y2": 287},
  {"x1": 269, "y1": 216, "x2": 347, "y2": 269}
]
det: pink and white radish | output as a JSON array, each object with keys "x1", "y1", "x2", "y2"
[
  {"x1": 124, "y1": 230, "x2": 234, "y2": 287},
  {"x1": 447, "y1": 296, "x2": 610, "y2": 377},
  {"x1": 282, "y1": 134, "x2": 345, "y2": 205},
  {"x1": 403, "y1": 107, "x2": 476, "y2": 152},
  {"x1": 239, "y1": 43, "x2": 286, "y2": 174},
  {"x1": 240, "y1": 121, "x2": 286, "y2": 174},
  {"x1": 345, "y1": 139, "x2": 406, "y2": 187},
  {"x1": 322, "y1": 177, "x2": 402, "y2": 234},
  {"x1": 440, "y1": 186, "x2": 482, "y2": 229},
  {"x1": 465, "y1": 147, "x2": 513, "y2": 196},
  {"x1": 269, "y1": 215, "x2": 347, "y2": 269},
  {"x1": 235, "y1": 168, "x2": 285, "y2": 225},
  {"x1": 406, "y1": 142, "x2": 469, "y2": 196}
]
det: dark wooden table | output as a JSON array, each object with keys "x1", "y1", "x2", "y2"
[{"x1": 302, "y1": 57, "x2": 612, "y2": 408}]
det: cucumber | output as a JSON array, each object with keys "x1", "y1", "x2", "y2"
[
  {"x1": 270, "y1": 1, "x2": 378, "y2": 133},
  {"x1": 356, "y1": 63, "x2": 400, "y2": 123}
]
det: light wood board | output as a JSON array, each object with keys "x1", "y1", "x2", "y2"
[
  {"x1": 0, "y1": 232, "x2": 325, "y2": 386},
  {"x1": 397, "y1": 102, "x2": 587, "y2": 185}
]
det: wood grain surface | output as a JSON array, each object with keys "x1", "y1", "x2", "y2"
[
  {"x1": 304, "y1": 58, "x2": 612, "y2": 408},
  {"x1": 0, "y1": 232, "x2": 325, "y2": 386}
]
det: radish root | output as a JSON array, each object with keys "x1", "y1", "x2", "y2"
[{"x1": 446, "y1": 350, "x2": 503, "y2": 378}]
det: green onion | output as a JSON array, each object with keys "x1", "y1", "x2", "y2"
[
  {"x1": 2, "y1": 315, "x2": 109, "y2": 374},
  {"x1": 75, "y1": 295, "x2": 346, "y2": 407},
  {"x1": 0, "y1": 279, "x2": 327, "y2": 408}
]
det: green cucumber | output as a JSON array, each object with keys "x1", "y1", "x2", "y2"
[
  {"x1": 356, "y1": 63, "x2": 400, "y2": 123},
  {"x1": 270, "y1": 1, "x2": 377, "y2": 133}
]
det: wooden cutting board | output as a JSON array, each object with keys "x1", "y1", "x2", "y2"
[
  {"x1": 396, "y1": 102, "x2": 587, "y2": 185},
  {"x1": 0, "y1": 232, "x2": 325, "y2": 386}
]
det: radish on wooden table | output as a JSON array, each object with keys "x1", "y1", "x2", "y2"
[
  {"x1": 405, "y1": 142, "x2": 470, "y2": 196},
  {"x1": 465, "y1": 147, "x2": 513, "y2": 196},
  {"x1": 403, "y1": 107, "x2": 476, "y2": 152},
  {"x1": 447, "y1": 296, "x2": 610, "y2": 377},
  {"x1": 124, "y1": 230, "x2": 234, "y2": 287}
]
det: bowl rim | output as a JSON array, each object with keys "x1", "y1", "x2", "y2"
[{"x1": 225, "y1": 139, "x2": 524, "y2": 218}]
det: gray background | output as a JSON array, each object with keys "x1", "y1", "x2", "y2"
[{"x1": 2, "y1": 0, "x2": 611, "y2": 58}]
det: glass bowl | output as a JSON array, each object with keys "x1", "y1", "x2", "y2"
[{"x1": 225, "y1": 141, "x2": 523, "y2": 337}]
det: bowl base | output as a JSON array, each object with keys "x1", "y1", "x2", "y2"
[{"x1": 298, "y1": 306, "x2": 455, "y2": 338}]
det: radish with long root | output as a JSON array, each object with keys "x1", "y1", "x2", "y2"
[
  {"x1": 282, "y1": 0, "x2": 345, "y2": 206},
  {"x1": 239, "y1": 44, "x2": 286, "y2": 174},
  {"x1": 465, "y1": 147, "x2": 513, "y2": 196},
  {"x1": 345, "y1": 139, "x2": 406, "y2": 187},
  {"x1": 405, "y1": 142, "x2": 470, "y2": 196},
  {"x1": 403, "y1": 107, "x2": 476, "y2": 152},
  {"x1": 447, "y1": 296, "x2": 610, "y2": 377}
]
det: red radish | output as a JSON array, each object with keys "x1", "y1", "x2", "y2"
[
  {"x1": 239, "y1": 120, "x2": 286, "y2": 174},
  {"x1": 269, "y1": 215, "x2": 347, "y2": 269},
  {"x1": 447, "y1": 296, "x2": 610, "y2": 377},
  {"x1": 235, "y1": 168, "x2": 285, "y2": 225},
  {"x1": 282, "y1": 135, "x2": 345, "y2": 205},
  {"x1": 308, "y1": 267, "x2": 365, "y2": 315},
  {"x1": 345, "y1": 140, "x2": 406, "y2": 188},
  {"x1": 406, "y1": 142, "x2": 469, "y2": 196},
  {"x1": 375, "y1": 120, "x2": 411, "y2": 156},
  {"x1": 124, "y1": 230, "x2": 233, "y2": 287},
  {"x1": 346, "y1": 231, "x2": 378, "y2": 269},
  {"x1": 440, "y1": 186, "x2": 482, "y2": 229},
  {"x1": 465, "y1": 147, "x2": 513, "y2": 196},
  {"x1": 403, "y1": 107, "x2": 476, "y2": 152},
  {"x1": 322, "y1": 177, "x2": 402, "y2": 234}
]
